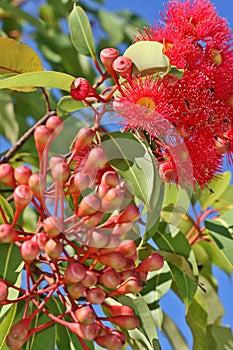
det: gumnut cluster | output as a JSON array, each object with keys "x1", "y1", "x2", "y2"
[{"x1": 0, "y1": 113, "x2": 164, "y2": 350}]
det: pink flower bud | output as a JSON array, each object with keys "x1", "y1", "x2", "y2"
[
  {"x1": 68, "y1": 322, "x2": 99, "y2": 341},
  {"x1": 0, "y1": 224, "x2": 18, "y2": 243},
  {"x1": 109, "y1": 276, "x2": 144, "y2": 296},
  {"x1": 13, "y1": 185, "x2": 33, "y2": 210},
  {"x1": 117, "y1": 204, "x2": 140, "y2": 223},
  {"x1": 34, "y1": 125, "x2": 53, "y2": 153},
  {"x1": 14, "y1": 165, "x2": 32, "y2": 185},
  {"x1": 73, "y1": 127, "x2": 95, "y2": 152},
  {"x1": 75, "y1": 307, "x2": 96, "y2": 325},
  {"x1": 88, "y1": 230, "x2": 109, "y2": 249},
  {"x1": 101, "y1": 170, "x2": 119, "y2": 187},
  {"x1": 136, "y1": 252, "x2": 164, "y2": 272},
  {"x1": 97, "y1": 252, "x2": 126, "y2": 270},
  {"x1": 115, "y1": 239, "x2": 136, "y2": 257},
  {"x1": 68, "y1": 282, "x2": 85, "y2": 299},
  {"x1": 107, "y1": 315, "x2": 139, "y2": 330},
  {"x1": 0, "y1": 280, "x2": 8, "y2": 301},
  {"x1": 9, "y1": 319, "x2": 30, "y2": 341},
  {"x1": 83, "y1": 147, "x2": 107, "y2": 172},
  {"x1": 50, "y1": 156, "x2": 70, "y2": 184},
  {"x1": 28, "y1": 173, "x2": 45, "y2": 199},
  {"x1": 20, "y1": 240, "x2": 40, "y2": 263},
  {"x1": 45, "y1": 239, "x2": 63, "y2": 260},
  {"x1": 70, "y1": 78, "x2": 91, "y2": 101},
  {"x1": 77, "y1": 194, "x2": 101, "y2": 217},
  {"x1": 46, "y1": 115, "x2": 64, "y2": 136},
  {"x1": 85, "y1": 287, "x2": 106, "y2": 304},
  {"x1": 95, "y1": 332, "x2": 126, "y2": 350},
  {"x1": 43, "y1": 216, "x2": 63, "y2": 238},
  {"x1": 101, "y1": 187, "x2": 124, "y2": 212},
  {"x1": 0, "y1": 163, "x2": 16, "y2": 187},
  {"x1": 103, "y1": 304, "x2": 134, "y2": 317},
  {"x1": 98, "y1": 269, "x2": 121, "y2": 289},
  {"x1": 81, "y1": 270, "x2": 98, "y2": 288},
  {"x1": 112, "y1": 56, "x2": 133, "y2": 78},
  {"x1": 100, "y1": 48, "x2": 120, "y2": 72},
  {"x1": 63, "y1": 262, "x2": 85, "y2": 284},
  {"x1": 6, "y1": 334, "x2": 24, "y2": 350},
  {"x1": 83, "y1": 211, "x2": 103, "y2": 226}
]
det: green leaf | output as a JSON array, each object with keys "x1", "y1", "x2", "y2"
[
  {"x1": 0, "y1": 243, "x2": 21, "y2": 284},
  {"x1": 162, "y1": 313, "x2": 189, "y2": 350},
  {"x1": 69, "y1": 5, "x2": 96, "y2": 58},
  {"x1": 0, "y1": 71, "x2": 75, "y2": 92},
  {"x1": 205, "y1": 212, "x2": 233, "y2": 264},
  {"x1": 0, "y1": 91, "x2": 19, "y2": 144},
  {"x1": 57, "y1": 96, "x2": 85, "y2": 113},
  {"x1": 0, "y1": 195, "x2": 14, "y2": 224},
  {"x1": 207, "y1": 324, "x2": 233, "y2": 350},
  {"x1": 0, "y1": 304, "x2": 17, "y2": 350},
  {"x1": 186, "y1": 293, "x2": 209, "y2": 350},
  {"x1": 101, "y1": 131, "x2": 162, "y2": 209},
  {"x1": 123, "y1": 41, "x2": 170, "y2": 76}
]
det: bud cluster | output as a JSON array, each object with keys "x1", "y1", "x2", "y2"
[{"x1": 0, "y1": 119, "x2": 164, "y2": 350}]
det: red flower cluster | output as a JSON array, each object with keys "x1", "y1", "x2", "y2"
[{"x1": 114, "y1": 0, "x2": 233, "y2": 187}]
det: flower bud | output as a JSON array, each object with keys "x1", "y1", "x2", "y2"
[
  {"x1": 75, "y1": 307, "x2": 96, "y2": 325},
  {"x1": 88, "y1": 230, "x2": 109, "y2": 249},
  {"x1": 117, "y1": 204, "x2": 140, "y2": 223},
  {"x1": 70, "y1": 78, "x2": 91, "y2": 101},
  {"x1": 6, "y1": 334, "x2": 24, "y2": 350},
  {"x1": 103, "y1": 304, "x2": 134, "y2": 317},
  {"x1": 77, "y1": 194, "x2": 101, "y2": 218},
  {"x1": 14, "y1": 165, "x2": 32, "y2": 185},
  {"x1": 68, "y1": 282, "x2": 85, "y2": 299},
  {"x1": 13, "y1": 184, "x2": 33, "y2": 210},
  {"x1": 0, "y1": 280, "x2": 8, "y2": 301},
  {"x1": 45, "y1": 239, "x2": 63, "y2": 260},
  {"x1": 0, "y1": 163, "x2": 16, "y2": 187},
  {"x1": 63, "y1": 262, "x2": 85, "y2": 284},
  {"x1": 95, "y1": 332, "x2": 126, "y2": 350},
  {"x1": 34, "y1": 125, "x2": 53, "y2": 153},
  {"x1": 101, "y1": 170, "x2": 119, "y2": 187},
  {"x1": 101, "y1": 187, "x2": 124, "y2": 212},
  {"x1": 73, "y1": 127, "x2": 95, "y2": 153},
  {"x1": 115, "y1": 239, "x2": 136, "y2": 257},
  {"x1": 0, "y1": 224, "x2": 18, "y2": 243},
  {"x1": 67, "y1": 172, "x2": 91, "y2": 195},
  {"x1": 97, "y1": 252, "x2": 126, "y2": 270},
  {"x1": 9, "y1": 319, "x2": 30, "y2": 341},
  {"x1": 109, "y1": 276, "x2": 144, "y2": 296},
  {"x1": 46, "y1": 115, "x2": 64, "y2": 136},
  {"x1": 28, "y1": 173, "x2": 45, "y2": 200},
  {"x1": 68, "y1": 322, "x2": 99, "y2": 341},
  {"x1": 98, "y1": 269, "x2": 121, "y2": 289},
  {"x1": 100, "y1": 48, "x2": 120, "y2": 72},
  {"x1": 43, "y1": 216, "x2": 63, "y2": 238},
  {"x1": 81, "y1": 270, "x2": 98, "y2": 288},
  {"x1": 83, "y1": 147, "x2": 107, "y2": 172},
  {"x1": 85, "y1": 287, "x2": 106, "y2": 304},
  {"x1": 108, "y1": 315, "x2": 139, "y2": 330},
  {"x1": 136, "y1": 252, "x2": 164, "y2": 272},
  {"x1": 20, "y1": 240, "x2": 40, "y2": 263},
  {"x1": 112, "y1": 56, "x2": 133, "y2": 78},
  {"x1": 50, "y1": 157, "x2": 70, "y2": 185}
]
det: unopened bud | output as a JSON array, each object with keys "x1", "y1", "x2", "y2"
[
  {"x1": 107, "y1": 315, "x2": 139, "y2": 330},
  {"x1": 73, "y1": 127, "x2": 95, "y2": 152},
  {"x1": 83, "y1": 147, "x2": 107, "y2": 172},
  {"x1": 77, "y1": 194, "x2": 101, "y2": 217},
  {"x1": 46, "y1": 115, "x2": 64, "y2": 136},
  {"x1": 13, "y1": 184, "x2": 33, "y2": 210},
  {"x1": 70, "y1": 78, "x2": 91, "y2": 101},
  {"x1": 45, "y1": 239, "x2": 63, "y2": 260},
  {"x1": 20, "y1": 240, "x2": 40, "y2": 263},
  {"x1": 63, "y1": 262, "x2": 85, "y2": 284},
  {"x1": 0, "y1": 224, "x2": 18, "y2": 243},
  {"x1": 14, "y1": 165, "x2": 32, "y2": 185},
  {"x1": 43, "y1": 216, "x2": 63, "y2": 238},
  {"x1": 112, "y1": 56, "x2": 133, "y2": 78},
  {"x1": 68, "y1": 322, "x2": 99, "y2": 341},
  {"x1": 0, "y1": 280, "x2": 8, "y2": 301},
  {"x1": 117, "y1": 204, "x2": 140, "y2": 223},
  {"x1": 34, "y1": 125, "x2": 53, "y2": 153},
  {"x1": 85, "y1": 287, "x2": 106, "y2": 304},
  {"x1": 75, "y1": 307, "x2": 96, "y2": 325},
  {"x1": 0, "y1": 163, "x2": 16, "y2": 187},
  {"x1": 100, "y1": 48, "x2": 120, "y2": 72},
  {"x1": 136, "y1": 252, "x2": 164, "y2": 272}
]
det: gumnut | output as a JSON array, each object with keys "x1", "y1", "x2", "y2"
[
  {"x1": 0, "y1": 163, "x2": 16, "y2": 187},
  {"x1": 68, "y1": 322, "x2": 99, "y2": 341},
  {"x1": 95, "y1": 332, "x2": 126, "y2": 350},
  {"x1": 103, "y1": 304, "x2": 134, "y2": 316},
  {"x1": 100, "y1": 235, "x2": 120, "y2": 254},
  {"x1": 107, "y1": 315, "x2": 139, "y2": 330},
  {"x1": 101, "y1": 187, "x2": 124, "y2": 212},
  {"x1": 13, "y1": 184, "x2": 33, "y2": 210},
  {"x1": 108, "y1": 276, "x2": 144, "y2": 296},
  {"x1": 83, "y1": 211, "x2": 103, "y2": 226},
  {"x1": 100, "y1": 47, "x2": 120, "y2": 72},
  {"x1": 20, "y1": 240, "x2": 40, "y2": 263},
  {"x1": 98, "y1": 269, "x2": 121, "y2": 289},
  {"x1": 85, "y1": 287, "x2": 106, "y2": 304},
  {"x1": 115, "y1": 239, "x2": 136, "y2": 257},
  {"x1": 73, "y1": 127, "x2": 95, "y2": 152},
  {"x1": 34, "y1": 125, "x2": 54, "y2": 153},
  {"x1": 28, "y1": 173, "x2": 45, "y2": 199},
  {"x1": 75, "y1": 307, "x2": 96, "y2": 325},
  {"x1": 67, "y1": 172, "x2": 91, "y2": 195},
  {"x1": 68, "y1": 282, "x2": 85, "y2": 299},
  {"x1": 159, "y1": 160, "x2": 178, "y2": 183},
  {"x1": 70, "y1": 78, "x2": 91, "y2": 101},
  {"x1": 0, "y1": 224, "x2": 18, "y2": 243},
  {"x1": 45, "y1": 115, "x2": 64, "y2": 135},
  {"x1": 116, "y1": 204, "x2": 140, "y2": 223},
  {"x1": 83, "y1": 146, "x2": 108, "y2": 173},
  {"x1": 77, "y1": 194, "x2": 101, "y2": 218},
  {"x1": 9, "y1": 318, "x2": 30, "y2": 341},
  {"x1": 112, "y1": 56, "x2": 133, "y2": 78},
  {"x1": 63, "y1": 262, "x2": 85, "y2": 284},
  {"x1": 44, "y1": 239, "x2": 63, "y2": 259},
  {"x1": 112, "y1": 222, "x2": 133, "y2": 237},
  {"x1": 101, "y1": 171, "x2": 119, "y2": 187},
  {"x1": 88, "y1": 230, "x2": 109, "y2": 249},
  {"x1": 49, "y1": 156, "x2": 70, "y2": 184},
  {"x1": 97, "y1": 251, "x2": 126, "y2": 270},
  {"x1": 0, "y1": 280, "x2": 8, "y2": 301},
  {"x1": 5, "y1": 334, "x2": 24, "y2": 350},
  {"x1": 81, "y1": 270, "x2": 98, "y2": 288},
  {"x1": 136, "y1": 252, "x2": 164, "y2": 272},
  {"x1": 14, "y1": 165, "x2": 32, "y2": 185},
  {"x1": 43, "y1": 216, "x2": 63, "y2": 238}
]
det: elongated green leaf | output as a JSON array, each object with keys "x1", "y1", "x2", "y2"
[
  {"x1": 0, "y1": 195, "x2": 14, "y2": 224},
  {"x1": 0, "y1": 91, "x2": 19, "y2": 143},
  {"x1": 0, "y1": 71, "x2": 75, "y2": 92},
  {"x1": 162, "y1": 313, "x2": 189, "y2": 350},
  {"x1": 123, "y1": 41, "x2": 170, "y2": 76},
  {"x1": 186, "y1": 293, "x2": 209, "y2": 350},
  {"x1": 69, "y1": 5, "x2": 96, "y2": 58},
  {"x1": 0, "y1": 243, "x2": 21, "y2": 284},
  {"x1": 101, "y1": 131, "x2": 162, "y2": 209},
  {"x1": 0, "y1": 304, "x2": 17, "y2": 350},
  {"x1": 207, "y1": 324, "x2": 233, "y2": 350}
]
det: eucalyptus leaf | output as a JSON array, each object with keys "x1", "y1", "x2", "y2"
[
  {"x1": 57, "y1": 96, "x2": 85, "y2": 113},
  {"x1": 0, "y1": 243, "x2": 21, "y2": 284},
  {"x1": 0, "y1": 195, "x2": 14, "y2": 224},
  {"x1": 0, "y1": 304, "x2": 17, "y2": 350},
  {"x1": 162, "y1": 313, "x2": 189, "y2": 350}
]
